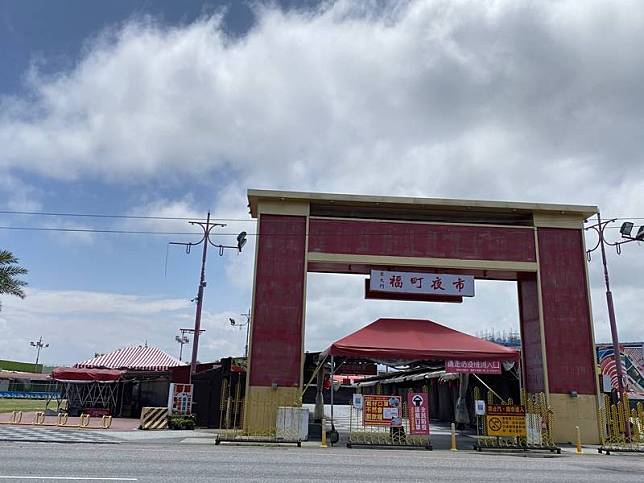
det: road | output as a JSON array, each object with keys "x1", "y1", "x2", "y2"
[{"x1": 0, "y1": 441, "x2": 643, "y2": 482}]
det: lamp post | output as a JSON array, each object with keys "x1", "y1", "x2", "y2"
[
  {"x1": 229, "y1": 310, "x2": 251, "y2": 358},
  {"x1": 30, "y1": 336, "x2": 49, "y2": 366},
  {"x1": 175, "y1": 334, "x2": 190, "y2": 361},
  {"x1": 586, "y1": 213, "x2": 644, "y2": 441}
]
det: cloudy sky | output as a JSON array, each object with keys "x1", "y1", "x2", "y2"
[{"x1": 1, "y1": 0, "x2": 642, "y2": 367}]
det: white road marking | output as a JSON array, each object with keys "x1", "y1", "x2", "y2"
[{"x1": 0, "y1": 477, "x2": 137, "y2": 481}]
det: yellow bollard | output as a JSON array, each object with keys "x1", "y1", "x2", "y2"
[
  {"x1": 450, "y1": 422, "x2": 458, "y2": 451},
  {"x1": 320, "y1": 417, "x2": 327, "y2": 448},
  {"x1": 576, "y1": 426, "x2": 583, "y2": 454}
]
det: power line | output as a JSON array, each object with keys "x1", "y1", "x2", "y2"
[
  {"x1": 2, "y1": 209, "x2": 642, "y2": 224},
  {"x1": 0, "y1": 226, "x2": 201, "y2": 236},
  {"x1": 0, "y1": 209, "x2": 254, "y2": 222},
  {"x1": 1, "y1": 224, "x2": 643, "y2": 237}
]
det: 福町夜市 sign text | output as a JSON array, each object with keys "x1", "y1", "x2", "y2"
[{"x1": 369, "y1": 270, "x2": 474, "y2": 297}]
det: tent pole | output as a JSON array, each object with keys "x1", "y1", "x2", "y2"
[
  {"x1": 301, "y1": 354, "x2": 328, "y2": 397},
  {"x1": 330, "y1": 355, "x2": 334, "y2": 433}
]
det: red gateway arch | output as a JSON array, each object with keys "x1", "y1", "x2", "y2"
[{"x1": 243, "y1": 189, "x2": 601, "y2": 443}]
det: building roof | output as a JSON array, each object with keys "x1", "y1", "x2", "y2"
[
  {"x1": 247, "y1": 189, "x2": 597, "y2": 223},
  {"x1": 322, "y1": 318, "x2": 520, "y2": 362},
  {"x1": 0, "y1": 370, "x2": 51, "y2": 381},
  {"x1": 75, "y1": 346, "x2": 186, "y2": 372}
]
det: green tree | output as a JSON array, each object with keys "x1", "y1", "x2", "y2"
[{"x1": 0, "y1": 249, "x2": 28, "y2": 310}]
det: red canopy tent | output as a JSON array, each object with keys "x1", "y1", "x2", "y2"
[
  {"x1": 51, "y1": 367, "x2": 124, "y2": 382},
  {"x1": 322, "y1": 318, "x2": 519, "y2": 362}
]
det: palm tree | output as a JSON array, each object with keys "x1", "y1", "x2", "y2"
[{"x1": 0, "y1": 249, "x2": 28, "y2": 310}]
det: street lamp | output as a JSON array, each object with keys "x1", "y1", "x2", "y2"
[
  {"x1": 586, "y1": 214, "x2": 644, "y2": 441},
  {"x1": 175, "y1": 334, "x2": 190, "y2": 361},
  {"x1": 229, "y1": 310, "x2": 251, "y2": 358},
  {"x1": 29, "y1": 336, "x2": 49, "y2": 366}
]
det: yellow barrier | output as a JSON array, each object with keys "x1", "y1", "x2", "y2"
[
  {"x1": 140, "y1": 407, "x2": 168, "y2": 430},
  {"x1": 598, "y1": 394, "x2": 644, "y2": 454},
  {"x1": 576, "y1": 426, "x2": 583, "y2": 454},
  {"x1": 1, "y1": 410, "x2": 115, "y2": 430}
]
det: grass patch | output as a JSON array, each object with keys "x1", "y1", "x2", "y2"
[{"x1": 0, "y1": 398, "x2": 50, "y2": 413}]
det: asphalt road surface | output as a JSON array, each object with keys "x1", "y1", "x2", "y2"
[{"x1": 0, "y1": 441, "x2": 643, "y2": 482}]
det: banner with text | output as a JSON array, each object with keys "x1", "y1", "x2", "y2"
[
  {"x1": 407, "y1": 392, "x2": 430, "y2": 435},
  {"x1": 363, "y1": 395, "x2": 402, "y2": 427},
  {"x1": 370, "y1": 270, "x2": 475, "y2": 297},
  {"x1": 446, "y1": 359, "x2": 502, "y2": 374}
]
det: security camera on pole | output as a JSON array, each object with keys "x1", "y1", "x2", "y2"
[{"x1": 170, "y1": 212, "x2": 247, "y2": 383}]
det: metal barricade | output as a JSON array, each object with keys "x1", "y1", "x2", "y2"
[
  {"x1": 473, "y1": 388, "x2": 560, "y2": 453},
  {"x1": 345, "y1": 392, "x2": 432, "y2": 450},
  {"x1": 598, "y1": 394, "x2": 644, "y2": 454},
  {"x1": 214, "y1": 382, "x2": 302, "y2": 446}
]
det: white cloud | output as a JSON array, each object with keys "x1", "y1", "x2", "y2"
[
  {"x1": 0, "y1": 288, "x2": 248, "y2": 365},
  {"x1": 0, "y1": 0, "x2": 641, "y2": 203}
]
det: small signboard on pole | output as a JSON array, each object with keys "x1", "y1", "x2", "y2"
[
  {"x1": 407, "y1": 392, "x2": 430, "y2": 435},
  {"x1": 168, "y1": 383, "x2": 193, "y2": 415},
  {"x1": 475, "y1": 400, "x2": 486, "y2": 416},
  {"x1": 485, "y1": 404, "x2": 526, "y2": 437},
  {"x1": 363, "y1": 395, "x2": 401, "y2": 427}
]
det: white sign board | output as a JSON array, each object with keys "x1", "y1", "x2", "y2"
[
  {"x1": 353, "y1": 393, "x2": 364, "y2": 410},
  {"x1": 475, "y1": 400, "x2": 486, "y2": 416},
  {"x1": 369, "y1": 270, "x2": 475, "y2": 297},
  {"x1": 382, "y1": 407, "x2": 399, "y2": 420},
  {"x1": 167, "y1": 383, "x2": 193, "y2": 415}
]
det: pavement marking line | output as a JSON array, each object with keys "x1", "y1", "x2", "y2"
[{"x1": 0, "y1": 477, "x2": 137, "y2": 481}]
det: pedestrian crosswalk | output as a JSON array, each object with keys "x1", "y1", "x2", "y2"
[{"x1": 0, "y1": 426, "x2": 119, "y2": 444}]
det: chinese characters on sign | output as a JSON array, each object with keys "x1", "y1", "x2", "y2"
[
  {"x1": 407, "y1": 392, "x2": 430, "y2": 435},
  {"x1": 485, "y1": 404, "x2": 526, "y2": 437},
  {"x1": 362, "y1": 395, "x2": 401, "y2": 427},
  {"x1": 369, "y1": 270, "x2": 475, "y2": 297},
  {"x1": 445, "y1": 359, "x2": 502, "y2": 374},
  {"x1": 167, "y1": 383, "x2": 193, "y2": 415}
]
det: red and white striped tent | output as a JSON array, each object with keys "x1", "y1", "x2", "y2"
[{"x1": 75, "y1": 345, "x2": 186, "y2": 372}]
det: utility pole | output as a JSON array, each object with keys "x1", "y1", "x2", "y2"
[
  {"x1": 586, "y1": 214, "x2": 644, "y2": 442},
  {"x1": 30, "y1": 336, "x2": 49, "y2": 367},
  {"x1": 170, "y1": 212, "x2": 247, "y2": 384},
  {"x1": 229, "y1": 309, "x2": 251, "y2": 358}
]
